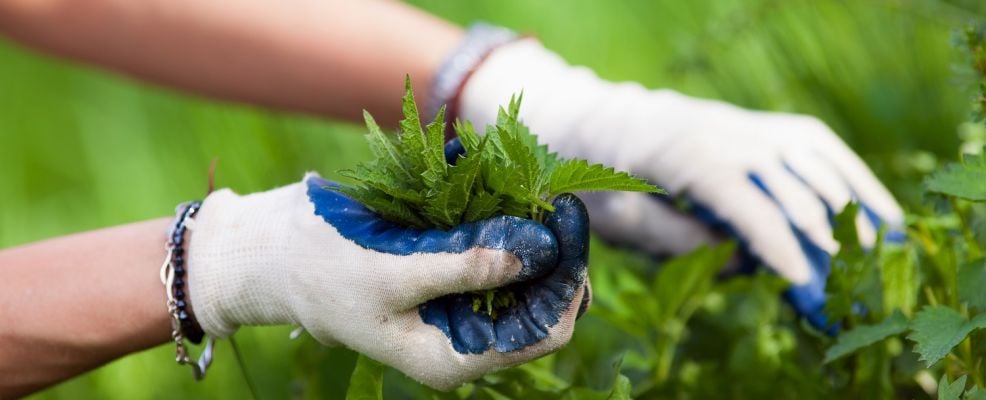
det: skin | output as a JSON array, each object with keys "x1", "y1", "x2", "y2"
[
  {"x1": 0, "y1": 0, "x2": 463, "y2": 396},
  {"x1": 0, "y1": 219, "x2": 174, "y2": 396},
  {"x1": 0, "y1": 0, "x2": 463, "y2": 125}
]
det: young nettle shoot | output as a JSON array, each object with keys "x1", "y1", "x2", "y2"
[{"x1": 334, "y1": 77, "x2": 661, "y2": 318}]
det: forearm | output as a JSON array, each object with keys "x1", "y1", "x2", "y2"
[
  {"x1": 0, "y1": 0, "x2": 463, "y2": 124},
  {"x1": 0, "y1": 218, "x2": 173, "y2": 398}
]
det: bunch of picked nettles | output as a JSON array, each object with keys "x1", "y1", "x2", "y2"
[{"x1": 335, "y1": 78, "x2": 660, "y2": 317}]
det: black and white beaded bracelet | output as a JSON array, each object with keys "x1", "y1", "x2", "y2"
[
  {"x1": 428, "y1": 22, "x2": 518, "y2": 131},
  {"x1": 160, "y1": 200, "x2": 214, "y2": 380}
]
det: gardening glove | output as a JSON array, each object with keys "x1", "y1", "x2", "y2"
[
  {"x1": 185, "y1": 173, "x2": 591, "y2": 390},
  {"x1": 454, "y1": 37, "x2": 904, "y2": 330}
]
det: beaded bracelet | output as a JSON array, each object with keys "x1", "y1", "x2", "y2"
[
  {"x1": 160, "y1": 200, "x2": 215, "y2": 380},
  {"x1": 428, "y1": 22, "x2": 518, "y2": 140}
]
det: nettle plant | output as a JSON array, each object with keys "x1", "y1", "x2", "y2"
[
  {"x1": 814, "y1": 24, "x2": 986, "y2": 399},
  {"x1": 327, "y1": 23, "x2": 986, "y2": 400},
  {"x1": 334, "y1": 77, "x2": 659, "y2": 316}
]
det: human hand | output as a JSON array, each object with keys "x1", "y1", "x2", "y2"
[
  {"x1": 185, "y1": 172, "x2": 590, "y2": 390},
  {"x1": 456, "y1": 38, "x2": 903, "y2": 329}
]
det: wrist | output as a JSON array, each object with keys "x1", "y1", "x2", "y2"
[
  {"x1": 186, "y1": 185, "x2": 303, "y2": 337},
  {"x1": 428, "y1": 22, "x2": 518, "y2": 128}
]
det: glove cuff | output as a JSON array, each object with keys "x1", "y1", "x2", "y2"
[{"x1": 186, "y1": 182, "x2": 308, "y2": 337}]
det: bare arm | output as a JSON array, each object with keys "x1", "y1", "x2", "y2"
[
  {"x1": 0, "y1": 0, "x2": 464, "y2": 124},
  {"x1": 0, "y1": 218, "x2": 173, "y2": 398}
]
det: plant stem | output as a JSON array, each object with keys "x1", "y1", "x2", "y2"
[
  {"x1": 951, "y1": 197, "x2": 983, "y2": 260},
  {"x1": 230, "y1": 337, "x2": 260, "y2": 400}
]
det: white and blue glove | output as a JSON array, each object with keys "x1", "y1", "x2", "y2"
[
  {"x1": 454, "y1": 38, "x2": 904, "y2": 330},
  {"x1": 185, "y1": 172, "x2": 590, "y2": 390}
]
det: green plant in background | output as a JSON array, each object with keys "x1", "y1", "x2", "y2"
[{"x1": 959, "y1": 23, "x2": 986, "y2": 123}]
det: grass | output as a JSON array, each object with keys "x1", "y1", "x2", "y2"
[{"x1": 1, "y1": 0, "x2": 983, "y2": 398}]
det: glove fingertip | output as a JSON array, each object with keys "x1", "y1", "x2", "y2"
[
  {"x1": 444, "y1": 137, "x2": 466, "y2": 165},
  {"x1": 545, "y1": 193, "x2": 590, "y2": 261}
]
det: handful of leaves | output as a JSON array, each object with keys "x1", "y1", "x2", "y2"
[{"x1": 335, "y1": 78, "x2": 660, "y2": 316}]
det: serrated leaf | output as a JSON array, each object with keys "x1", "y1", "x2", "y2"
[
  {"x1": 925, "y1": 149, "x2": 986, "y2": 201},
  {"x1": 824, "y1": 311, "x2": 909, "y2": 363},
  {"x1": 362, "y1": 110, "x2": 413, "y2": 182},
  {"x1": 331, "y1": 185, "x2": 428, "y2": 229},
  {"x1": 463, "y1": 191, "x2": 502, "y2": 222},
  {"x1": 423, "y1": 105, "x2": 449, "y2": 182},
  {"x1": 907, "y1": 305, "x2": 986, "y2": 366},
  {"x1": 966, "y1": 385, "x2": 986, "y2": 400},
  {"x1": 606, "y1": 374, "x2": 632, "y2": 400},
  {"x1": 880, "y1": 246, "x2": 918, "y2": 316},
  {"x1": 493, "y1": 95, "x2": 543, "y2": 195},
  {"x1": 397, "y1": 76, "x2": 429, "y2": 177},
  {"x1": 495, "y1": 124, "x2": 541, "y2": 195},
  {"x1": 340, "y1": 83, "x2": 664, "y2": 232},
  {"x1": 339, "y1": 163, "x2": 424, "y2": 204},
  {"x1": 455, "y1": 119, "x2": 483, "y2": 155},
  {"x1": 422, "y1": 151, "x2": 482, "y2": 228},
  {"x1": 939, "y1": 374, "x2": 968, "y2": 400},
  {"x1": 345, "y1": 354, "x2": 384, "y2": 400},
  {"x1": 548, "y1": 159, "x2": 661, "y2": 197},
  {"x1": 959, "y1": 259, "x2": 986, "y2": 311}
]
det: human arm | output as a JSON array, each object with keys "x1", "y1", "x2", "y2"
[
  {"x1": 0, "y1": 0, "x2": 463, "y2": 124},
  {"x1": 0, "y1": 172, "x2": 591, "y2": 397},
  {"x1": 0, "y1": 218, "x2": 174, "y2": 397}
]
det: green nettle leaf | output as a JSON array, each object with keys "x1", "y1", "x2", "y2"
[
  {"x1": 339, "y1": 163, "x2": 424, "y2": 204},
  {"x1": 345, "y1": 354, "x2": 385, "y2": 400},
  {"x1": 395, "y1": 77, "x2": 434, "y2": 184},
  {"x1": 825, "y1": 202, "x2": 869, "y2": 322},
  {"x1": 606, "y1": 375, "x2": 632, "y2": 400},
  {"x1": 422, "y1": 152, "x2": 483, "y2": 228},
  {"x1": 651, "y1": 242, "x2": 737, "y2": 323},
  {"x1": 331, "y1": 186, "x2": 428, "y2": 229},
  {"x1": 363, "y1": 110, "x2": 413, "y2": 182},
  {"x1": 548, "y1": 159, "x2": 661, "y2": 198},
  {"x1": 824, "y1": 311, "x2": 909, "y2": 363},
  {"x1": 880, "y1": 247, "x2": 918, "y2": 316},
  {"x1": 463, "y1": 191, "x2": 502, "y2": 223},
  {"x1": 966, "y1": 385, "x2": 986, "y2": 400},
  {"x1": 924, "y1": 149, "x2": 986, "y2": 201},
  {"x1": 907, "y1": 305, "x2": 986, "y2": 366},
  {"x1": 959, "y1": 259, "x2": 986, "y2": 311},
  {"x1": 938, "y1": 374, "x2": 968, "y2": 400},
  {"x1": 335, "y1": 78, "x2": 661, "y2": 318}
]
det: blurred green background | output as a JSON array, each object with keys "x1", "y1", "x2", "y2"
[{"x1": 3, "y1": 0, "x2": 985, "y2": 398}]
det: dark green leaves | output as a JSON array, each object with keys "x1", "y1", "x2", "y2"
[
  {"x1": 924, "y1": 150, "x2": 986, "y2": 201},
  {"x1": 335, "y1": 78, "x2": 660, "y2": 229},
  {"x1": 959, "y1": 259, "x2": 986, "y2": 311},
  {"x1": 824, "y1": 311, "x2": 909, "y2": 363},
  {"x1": 939, "y1": 375, "x2": 968, "y2": 400},
  {"x1": 907, "y1": 306, "x2": 986, "y2": 366}
]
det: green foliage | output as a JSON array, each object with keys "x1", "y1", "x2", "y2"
[
  {"x1": 959, "y1": 260, "x2": 986, "y2": 311},
  {"x1": 335, "y1": 77, "x2": 660, "y2": 230},
  {"x1": 957, "y1": 23, "x2": 986, "y2": 123},
  {"x1": 941, "y1": 375, "x2": 969, "y2": 400},
  {"x1": 908, "y1": 307, "x2": 986, "y2": 367},
  {"x1": 925, "y1": 150, "x2": 986, "y2": 201},
  {"x1": 346, "y1": 355, "x2": 385, "y2": 400},
  {"x1": 824, "y1": 312, "x2": 908, "y2": 363}
]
